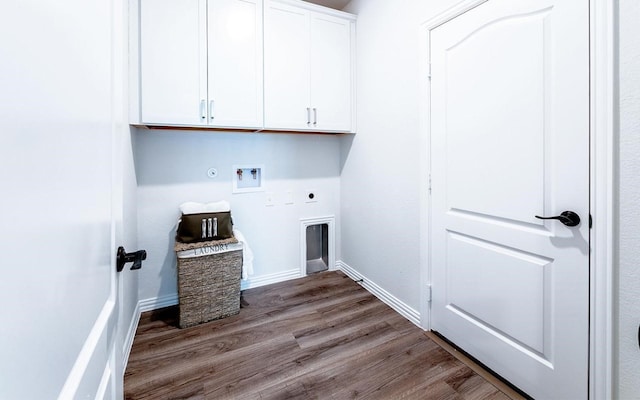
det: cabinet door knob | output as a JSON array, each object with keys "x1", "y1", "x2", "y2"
[
  {"x1": 313, "y1": 108, "x2": 317, "y2": 125},
  {"x1": 209, "y1": 100, "x2": 215, "y2": 120},
  {"x1": 306, "y1": 107, "x2": 311, "y2": 125}
]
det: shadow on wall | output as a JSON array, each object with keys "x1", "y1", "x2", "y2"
[
  {"x1": 133, "y1": 128, "x2": 342, "y2": 186},
  {"x1": 339, "y1": 133, "x2": 355, "y2": 174},
  {"x1": 157, "y1": 227, "x2": 180, "y2": 298}
]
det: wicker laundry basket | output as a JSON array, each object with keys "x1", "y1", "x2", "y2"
[{"x1": 174, "y1": 237, "x2": 243, "y2": 328}]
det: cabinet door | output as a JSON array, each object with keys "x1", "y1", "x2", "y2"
[
  {"x1": 264, "y1": 1, "x2": 311, "y2": 130},
  {"x1": 140, "y1": 0, "x2": 207, "y2": 125},
  {"x1": 310, "y1": 12, "x2": 353, "y2": 132},
  {"x1": 207, "y1": 0, "x2": 263, "y2": 128}
]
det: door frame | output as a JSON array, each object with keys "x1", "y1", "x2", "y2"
[{"x1": 418, "y1": 1, "x2": 617, "y2": 398}]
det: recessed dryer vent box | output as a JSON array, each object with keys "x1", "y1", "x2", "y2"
[
  {"x1": 233, "y1": 165, "x2": 265, "y2": 194},
  {"x1": 300, "y1": 216, "x2": 335, "y2": 277}
]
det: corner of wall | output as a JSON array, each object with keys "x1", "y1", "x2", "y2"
[{"x1": 337, "y1": 260, "x2": 422, "y2": 328}]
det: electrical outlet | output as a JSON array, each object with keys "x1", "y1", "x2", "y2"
[
  {"x1": 285, "y1": 190, "x2": 294, "y2": 205},
  {"x1": 265, "y1": 192, "x2": 275, "y2": 207},
  {"x1": 305, "y1": 190, "x2": 318, "y2": 203}
]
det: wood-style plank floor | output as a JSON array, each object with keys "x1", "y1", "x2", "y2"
[{"x1": 124, "y1": 271, "x2": 518, "y2": 399}]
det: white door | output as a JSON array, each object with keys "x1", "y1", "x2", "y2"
[
  {"x1": 309, "y1": 12, "x2": 352, "y2": 132},
  {"x1": 208, "y1": 0, "x2": 263, "y2": 129},
  {"x1": 264, "y1": 0, "x2": 311, "y2": 131},
  {"x1": 430, "y1": 1, "x2": 589, "y2": 399},
  {"x1": 0, "y1": 1, "x2": 122, "y2": 398}
]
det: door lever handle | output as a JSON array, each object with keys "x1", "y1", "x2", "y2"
[
  {"x1": 116, "y1": 246, "x2": 147, "y2": 272},
  {"x1": 535, "y1": 211, "x2": 581, "y2": 227}
]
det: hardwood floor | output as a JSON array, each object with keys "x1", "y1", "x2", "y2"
[{"x1": 125, "y1": 271, "x2": 520, "y2": 399}]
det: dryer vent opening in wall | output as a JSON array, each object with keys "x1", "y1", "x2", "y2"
[
  {"x1": 300, "y1": 216, "x2": 335, "y2": 277},
  {"x1": 306, "y1": 224, "x2": 329, "y2": 274}
]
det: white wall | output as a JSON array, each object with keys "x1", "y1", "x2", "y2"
[
  {"x1": 616, "y1": 0, "x2": 640, "y2": 397},
  {"x1": 134, "y1": 129, "x2": 341, "y2": 304},
  {"x1": 340, "y1": 0, "x2": 457, "y2": 318}
]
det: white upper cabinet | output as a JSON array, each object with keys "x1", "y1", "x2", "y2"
[
  {"x1": 134, "y1": 0, "x2": 355, "y2": 133},
  {"x1": 309, "y1": 13, "x2": 353, "y2": 132},
  {"x1": 264, "y1": 0, "x2": 356, "y2": 133},
  {"x1": 139, "y1": 0, "x2": 203, "y2": 126},
  {"x1": 138, "y1": 0, "x2": 263, "y2": 128},
  {"x1": 264, "y1": 2, "x2": 310, "y2": 131},
  {"x1": 207, "y1": 0, "x2": 263, "y2": 128}
]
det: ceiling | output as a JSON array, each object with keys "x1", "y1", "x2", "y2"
[{"x1": 304, "y1": 0, "x2": 351, "y2": 10}]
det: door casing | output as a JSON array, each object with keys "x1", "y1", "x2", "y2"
[{"x1": 418, "y1": 0, "x2": 616, "y2": 398}]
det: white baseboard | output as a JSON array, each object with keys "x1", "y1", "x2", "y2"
[
  {"x1": 138, "y1": 293, "x2": 179, "y2": 313},
  {"x1": 135, "y1": 269, "x2": 303, "y2": 316},
  {"x1": 122, "y1": 300, "x2": 141, "y2": 371},
  {"x1": 336, "y1": 260, "x2": 422, "y2": 328},
  {"x1": 241, "y1": 269, "x2": 302, "y2": 290}
]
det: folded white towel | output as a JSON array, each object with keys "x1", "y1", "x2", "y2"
[
  {"x1": 233, "y1": 229, "x2": 254, "y2": 280},
  {"x1": 180, "y1": 200, "x2": 231, "y2": 215}
]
